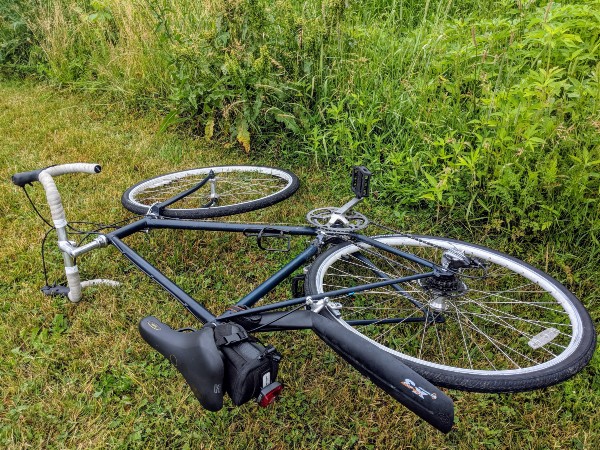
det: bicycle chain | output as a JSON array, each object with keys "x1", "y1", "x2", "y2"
[
  {"x1": 319, "y1": 219, "x2": 467, "y2": 277},
  {"x1": 368, "y1": 220, "x2": 452, "y2": 253},
  {"x1": 367, "y1": 221, "x2": 488, "y2": 279}
]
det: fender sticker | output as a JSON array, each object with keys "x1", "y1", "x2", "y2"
[{"x1": 401, "y1": 378, "x2": 438, "y2": 400}]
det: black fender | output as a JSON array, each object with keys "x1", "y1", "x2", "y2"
[{"x1": 309, "y1": 311, "x2": 454, "y2": 433}]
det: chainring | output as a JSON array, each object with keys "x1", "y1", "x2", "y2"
[{"x1": 306, "y1": 207, "x2": 369, "y2": 232}]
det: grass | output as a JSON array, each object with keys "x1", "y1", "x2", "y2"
[
  {"x1": 1, "y1": 81, "x2": 599, "y2": 449},
  {"x1": 3, "y1": 0, "x2": 599, "y2": 247}
]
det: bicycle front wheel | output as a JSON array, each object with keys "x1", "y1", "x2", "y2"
[
  {"x1": 122, "y1": 166, "x2": 299, "y2": 218},
  {"x1": 305, "y1": 235, "x2": 596, "y2": 392}
]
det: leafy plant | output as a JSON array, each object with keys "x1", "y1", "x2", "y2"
[
  {"x1": 0, "y1": 0, "x2": 35, "y2": 72},
  {"x1": 3, "y1": 0, "x2": 598, "y2": 245}
]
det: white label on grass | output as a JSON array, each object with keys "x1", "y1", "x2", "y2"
[{"x1": 528, "y1": 327, "x2": 560, "y2": 349}]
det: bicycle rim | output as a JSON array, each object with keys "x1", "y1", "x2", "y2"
[
  {"x1": 306, "y1": 235, "x2": 595, "y2": 391},
  {"x1": 122, "y1": 166, "x2": 298, "y2": 218}
]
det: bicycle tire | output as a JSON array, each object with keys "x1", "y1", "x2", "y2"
[
  {"x1": 121, "y1": 166, "x2": 299, "y2": 218},
  {"x1": 305, "y1": 235, "x2": 596, "y2": 393}
]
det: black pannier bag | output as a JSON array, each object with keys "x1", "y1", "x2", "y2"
[{"x1": 213, "y1": 323, "x2": 281, "y2": 406}]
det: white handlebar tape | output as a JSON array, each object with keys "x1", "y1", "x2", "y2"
[
  {"x1": 81, "y1": 279, "x2": 121, "y2": 288},
  {"x1": 38, "y1": 163, "x2": 101, "y2": 229},
  {"x1": 65, "y1": 265, "x2": 82, "y2": 302},
  {"x1": 38, "y1": 172, "x2": 67, "y2": 228},
  {"x1": 36, "y1": 163, "x2": 101, "y2": 302},
  {"x1": 44, "y1": 163, "x2": 101, "y2": 177}
]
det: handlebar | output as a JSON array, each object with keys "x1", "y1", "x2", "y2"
[
  {"x1": 12, "y1": 163, "x2": 102, "y2": 187},
  {"x1": 12, "y1": 162, "x2": 103, "y2": 302},
  {"x1": 11, "y1": 168, "x2": 46, "y2": 187}
]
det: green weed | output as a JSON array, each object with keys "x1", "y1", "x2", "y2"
[{"x1": 3, "y1": 1, "x2": 598, "y2": 252}]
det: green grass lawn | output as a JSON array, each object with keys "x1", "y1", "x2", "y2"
[{"x1": 1, "y1": 81, "x2": 598, "y2": 449}]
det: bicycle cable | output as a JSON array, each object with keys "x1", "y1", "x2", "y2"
[
  {"x1": 201, "y1": 217, "x2": 300, "y2": 227},
  {"x1": 40, "y1": 227, "x2": 55, "y2": 286},
  {"x1": 22, "y1": 184, "x2": 139, "y2": 286},
  {"x1": 68, "y1": 216, "x2": 139, "y2": 247},
  {"x1": 23, "y1": 186, "x2": 53, "y2": 228}
]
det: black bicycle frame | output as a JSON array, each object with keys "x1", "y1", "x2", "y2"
[
  {"x1": 105, "y1": 216, "x2": 440, "y2": 329},
  {"x1": 12, "y1": 165, "x2": 463, "y2": 433}
]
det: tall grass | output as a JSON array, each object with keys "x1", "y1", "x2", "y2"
[{"x1": 2, "y1": 0, "x2": 599, "y2": 249}]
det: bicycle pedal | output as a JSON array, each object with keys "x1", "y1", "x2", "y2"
[
  {"x1": 351, "y1": 166, "x2": 372, "y2": 199},
  {"x1": 41, "y1": 284, "x2": 70, "y2": 297}
]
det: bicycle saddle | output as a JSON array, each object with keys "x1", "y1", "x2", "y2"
[{"x1": 139, "y1": 316, "x2": 225, "y2": 411}]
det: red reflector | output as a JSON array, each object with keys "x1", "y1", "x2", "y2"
[{"x1": 257, "y1": 382, "x2": 283, "y2": 407}]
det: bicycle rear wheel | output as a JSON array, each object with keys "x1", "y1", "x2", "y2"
[
  {"x1": 305, "y1": 235, "x2": 596, "y2": 392},
  {"x1": 122, "y1": 166, "x2": 299, "y2": 218}
]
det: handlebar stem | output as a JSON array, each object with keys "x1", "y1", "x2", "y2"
[{"x1": 58, "y1": 235, "x2": 109, "y2": 258}]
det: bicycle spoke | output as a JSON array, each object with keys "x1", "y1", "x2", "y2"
[
  {"x1": 466, "y1": 309, "x2": 566, "y2": 357},
  {"x1": 448, "y1": 302, "x2": 497, "y2": 370},
  {"x1": 308, "y1": 234, "x2": 589, "y2": 377},
  {"x1": 465, "y1": 289, "x2": 567, "y2": 315},
  {"x1": 452, "y1": 302, "x2": 475, "y2": 370},
  {"x1": 433, "y1": 314, "x2": 446, "y2": 365},
  {"x1": 132, "y1": 171, "x2": 290, "y2": 208},
  {"x1": 418, "y1": 306, "x2": 431, "y2": 360},
  {"x1": 456, "y1": 306, "x2": 573, "y2": 335}
]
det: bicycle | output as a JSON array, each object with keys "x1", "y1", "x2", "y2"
[{"x1": 11, "y1": 163, "x2": 597, "y2": 434}]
